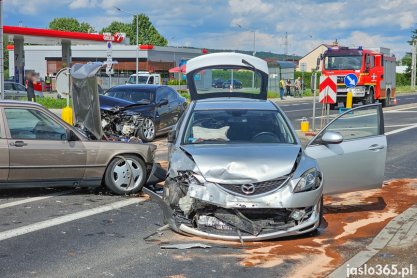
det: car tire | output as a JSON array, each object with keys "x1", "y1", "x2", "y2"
[
  {"x1": 104, "y1": 155, "x2": 146, "y2": 195},
  {"x1": 365, "y1": 88, "x2": 374, "y2": 105},
  {"x1": 309, "y1": 195, "x2": 324, "y2": 235},
  {"x1": 138, "y1": 118, "x2": 156, "y2": 142},
  {"x1": 381, "y1": 89, "x2": 390, "y2": 107}
]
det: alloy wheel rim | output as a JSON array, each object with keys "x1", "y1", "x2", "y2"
[
  {"x1": 111, "y1": 158, "x2": 144, "y2": 191},
  {"x1": 143, "y1": 119, "x2": 155, "y2": 139}
]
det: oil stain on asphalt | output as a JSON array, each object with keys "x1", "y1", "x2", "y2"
[{"x1": 155, "y1": 179, "x2": 417, "y2": 277}]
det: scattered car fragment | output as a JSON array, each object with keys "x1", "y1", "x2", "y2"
[
  {"x1": 160, "y1": 52, "x2": 387, "y2": 241},
  {"x1": 160, "y1": 243, "x2": 212, "y2": 250}
]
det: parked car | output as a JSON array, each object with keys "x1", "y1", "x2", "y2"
[
  {"x1": 212, "y1": 78, "x2": 224, "y2": 88},
  {"x1": 100, "y1": 85, "x2": 187, "y2": 142},
  {"x1": 0, "y1": 100, "x2": 163, "y2": 194},
  {"x1": 3, "y1": 81, "x2": 44, "y2": 99},
  {"x1": 222, "y1": 79, "x2": 242, "y2": 89},
  {"x1": 159, "y1": 52, "x2": 387, "y2": 241}
]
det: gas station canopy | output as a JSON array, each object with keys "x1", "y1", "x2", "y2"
[{"x1": 4, "y1": 25, "x2": 125, "y2": 45}]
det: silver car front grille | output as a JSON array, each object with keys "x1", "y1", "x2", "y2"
[{"x1": 217, "y1": 176, "x2": 289, "y2": 196}]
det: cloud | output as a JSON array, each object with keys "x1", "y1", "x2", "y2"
[
  {"x1": 4, "y1": 0, "x2": 416, "y2": 58},
  {"x1": 6, "y1": 0, "x2": 56, "y2": 15},
  {"x1": 69, "y1": 0, "x2": 98, "y2": 10}
]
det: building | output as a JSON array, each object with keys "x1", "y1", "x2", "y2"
[
  {"x1": 268, "y1": 61, "x2": 295, "y2": 92},
  {"x1": 8, "y1": 44, "x2": 205, "y2": 81},
  {"x1": 297, "y1": 44, "x2": 333, "y2": 72}
]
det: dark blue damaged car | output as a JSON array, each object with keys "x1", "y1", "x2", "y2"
[{"x1": 99, "y1": 85, "x2": 187, "y2": 142}]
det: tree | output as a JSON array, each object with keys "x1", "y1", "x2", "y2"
[
  {"x1": 49, "y1": 17, "x2": 95, "y2": 33},
  {"x1": 101, "y1": 14, "x2": 167, "y2": 46},
  {"x1": 101, "y1": 21, "x2": 132, "y2": 36},
  {"x1": 407, "y1": 29, "x2": 417, "y2": 85}
]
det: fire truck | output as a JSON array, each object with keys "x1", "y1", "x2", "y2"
[{"x1": 320, "y1": 46, "x2": 396, "y2": 109}]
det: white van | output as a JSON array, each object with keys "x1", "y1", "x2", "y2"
[{"x1": 127, "y1": 72, "x2": 161, "y2": 85}]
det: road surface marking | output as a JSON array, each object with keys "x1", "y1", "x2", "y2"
[
  {"x1": 385, "y1": 110, "x2": 417, "y2": 113},
  {"x1": 385, "y1": 124, "x2": 416, "y2": 128},
  {"x1": 0, "y1": 197, "x2": 146, "y2": 242},
  {"x1": 0, "y1": 190, "x2": 74, "y2": 210},
  {"x1": 386, "y1": 123, "x2": 417, "y2": 135}
]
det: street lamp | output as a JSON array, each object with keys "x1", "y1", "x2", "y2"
[
  {"x1": 236, "y1": 24, "x2": 256, "y2": 89},
  {"x1": 115, "y1": 6, "x2": 139, "y2": 84}
]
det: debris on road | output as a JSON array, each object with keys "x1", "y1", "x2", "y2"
[{"x1": 160, "y1": 243, "x2": 212, "y2": 250}]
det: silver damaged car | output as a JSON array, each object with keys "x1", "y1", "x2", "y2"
[{"x1": 159, "y1": 52, "x2": 387, "y2": 241}]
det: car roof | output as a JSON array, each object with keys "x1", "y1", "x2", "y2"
[
  {"x1": 0, "y1": 100, "x2": 43, "y2": 108},
  {"x1": 193, "y1": 98, "x2": 277, "y2": 111},
  {"x1": 110, "y1": 84, "x2": 165, "y2": 91}
]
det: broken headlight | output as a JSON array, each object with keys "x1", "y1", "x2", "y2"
[
  {"x1": 177, "y1": 170, "x2": 206, "y2": 185},
  {"x1": 294, "y1": 168, "x2": 321, "y2": 193}
]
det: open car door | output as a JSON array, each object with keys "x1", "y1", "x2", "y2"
[{"x1": 305, "y1": 104, "x2": 386, "y2": 194}]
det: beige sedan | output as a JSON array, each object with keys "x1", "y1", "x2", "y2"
[{"x1": 0, "y1": 100, "x2": 161, "y2": 194}]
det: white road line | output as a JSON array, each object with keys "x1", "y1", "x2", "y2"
[
  {"x1": 385, "y1": 110, "x2": 417, "y2": 113},
  {"x1": 0, "y1": 197, "x2": 146, "y2": 242},
  {"x1": 0, "y1": 190, "x2": 74, "y2": 210},
  {"x1": 386, "y1": 123, "x2": 417, "y2": 135},
  {"x1": 385, "y1": 124, "x2": 416, "y2": 128}
]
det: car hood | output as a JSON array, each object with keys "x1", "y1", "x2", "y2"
[
  {"x1": 99, "y1": 94, "x2": 133, "y2": 111},
  {"x1": 181, "y1": 144, "x2": 301, "y2": 184},
  {"x1": 99, "y1": 95, "x2": 152, "y2": 112}
]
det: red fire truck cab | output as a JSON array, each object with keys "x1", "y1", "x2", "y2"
[{"x1": 320, "y1": 46, "x2": 396, "y2": 109}]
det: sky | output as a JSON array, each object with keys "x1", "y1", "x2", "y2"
[{"x1": 4, "y1": 0, "x2": 417, "y2": 58}]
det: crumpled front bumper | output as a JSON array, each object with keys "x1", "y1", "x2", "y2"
[{"x1": 177, "y1": 200, "x2": 321, "y2": 241}]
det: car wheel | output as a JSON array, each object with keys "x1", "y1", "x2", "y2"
[
  {"x1": 309, "y1": 195, "x2": 324, "y2": 235},
  {"x1": 139, "y1": 118, "x2": 156, "y2": 142},
  {"x1": 381, "y1": 89, "x2": 390, "y2": 107},
  {"x1": 104, "y1": 155, "x2": 146, "y2": 195},
  {"x1": 365, "y1": 88, "x2": 374, "y2": 105}
]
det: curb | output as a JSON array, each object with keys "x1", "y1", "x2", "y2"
[{"x1": 328, "y1": 204, "x2": 417, "y2": 278}]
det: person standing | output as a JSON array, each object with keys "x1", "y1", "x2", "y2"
[
  {"x1": 285, "y1": 79, "x2": 292, "y2": 96},
  {"x1": 279, "y1": 79, "x2": 285, "y2": 100},
  {"x1": 294, "y1": 77, "x2": 301, "y2": 97},
  {"x1": 26, "y1": 73, "x2": 36, "y2": 102}
]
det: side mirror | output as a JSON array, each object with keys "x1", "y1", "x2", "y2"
[
  {"x1": 167, "y1": 130, "x2": 176, "y2": 143},
  {"x1": 66, "y1": 129, "x2": 79, "y2": 141},
  {"x1": 321, "y1": 131, "x2": 343, "y2": 144},
  {"x1": 158, "y1": 99, "x2": 169, "y2": 107}
]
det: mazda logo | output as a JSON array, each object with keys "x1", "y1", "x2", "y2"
[{"x1": 241, "y1": 183, "x2": 256, "y2": 194}]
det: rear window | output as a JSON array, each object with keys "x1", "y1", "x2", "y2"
[
  {"x1": 105, "y1": 87, "x2": 153, "y2": 103},
  {"x1": 192, "y1": 66, "x2": 263, "y2": 96}
]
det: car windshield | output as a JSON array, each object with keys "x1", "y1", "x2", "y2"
[
  {"x1": 127, "y1": 76, "x2": 149, "y2": 84},
  {"x1": 183, "y1": 109, "x2": 295, "y2": 144},
  {"x1": 105, "y1": 87, "x2": 153, "y2": 103},
  {"x1": 324, "y1": 55, "x2": 363, "y2": 70},
  {"x1": 193, "y1": 66, "x2": 262, "y2": 95}
]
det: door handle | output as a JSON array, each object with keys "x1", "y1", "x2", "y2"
[
  {"x1": 368, "y1": 144, "x2": 384, "y2": 151},
  {"x1": 10, "y1": 141, "x2": 27, "y2": 147}
]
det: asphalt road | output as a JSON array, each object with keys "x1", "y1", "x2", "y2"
[{"x1": 1, "y1": 94, "x2": 417, "y2": 277}]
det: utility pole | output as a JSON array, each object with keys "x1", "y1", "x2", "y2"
[
  {"x1": 284, "y1": 32, "x2": 288, "y2": 56},
  {"x1": 412, "y1": 39, "x2": 416, "y2": 91},
  {"x1": 0, "y1": 0, "x2": 4, "y2": 100}
]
